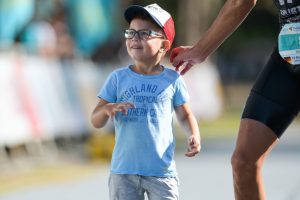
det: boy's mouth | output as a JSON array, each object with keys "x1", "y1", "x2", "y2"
[{"x1": 131, "y1": 46, "x2": 143, "y2": 49}]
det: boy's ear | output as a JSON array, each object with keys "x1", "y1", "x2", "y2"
[{"x1": 161, "y1": 40, "x2": 171, "y2": 52}]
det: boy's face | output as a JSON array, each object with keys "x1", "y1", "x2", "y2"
[{"x1": 126, "y1": 18, "x2": 167, "y2": 63}]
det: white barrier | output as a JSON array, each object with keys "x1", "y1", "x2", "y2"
[
  {"x1": 0, "y1": 53, "x2": 32, "y2": 145},
  {"x1": 0, "y1": 52, "x2": 105, "y2": 146}
]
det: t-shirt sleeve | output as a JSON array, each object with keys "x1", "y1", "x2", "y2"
[
  {"x1": 173, "y1": 76, "x2": 190, "y2": 107},
  {"x1": 97, "y1": 72, "x2": 117, "y2": 103}
]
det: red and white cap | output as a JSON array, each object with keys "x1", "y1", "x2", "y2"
[{"x1": 124, "y1": 3, "x2": 175, "y2": 46}]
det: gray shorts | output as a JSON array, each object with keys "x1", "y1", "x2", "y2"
[{"x1": 109, "y1": 173, "x2": 179, "y2": 200}]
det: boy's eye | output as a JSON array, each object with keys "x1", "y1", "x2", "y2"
[
  {"x1": 129, "y1": 30, "x2": 136, "y2": 35},
  {"x1": 139, "y1": 31, "x2": 150, "y2": 38},
  {"x1": 125, "y1": 30, "x2": 135, "y2": 37}
]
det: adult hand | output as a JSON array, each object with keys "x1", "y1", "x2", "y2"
[{"x1": 170, "y1": 46, "x2": 204, "y2": 75}]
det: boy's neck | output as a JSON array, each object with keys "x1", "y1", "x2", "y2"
[{"x1": 131, "y1": 62, "x2": 164, "y2": 75}]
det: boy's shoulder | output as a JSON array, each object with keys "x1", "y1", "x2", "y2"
[
  {"x1": 108, "y1": 66, "x2": 130, "y2": 77},
  {"x1": 164, "y1": 66, "x2": 180, "y2": 76},
  {"x1": 112, "y1": 66, "x2": 129, "y2": 73},
  {"x1": 163, "y1": 66, "x2": 182, "y2": 80}
]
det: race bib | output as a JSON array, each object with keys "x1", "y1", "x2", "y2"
[{"x1": 278, "y1": 23, "x2": 300, "y2": 65}]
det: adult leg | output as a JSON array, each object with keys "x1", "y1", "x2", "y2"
[
  {"x1": 231, "y1": 46, "x2": 300, "y2": 199},
  {"x1": 231, "y1": 118, "x2": 279, "y2": 200}
]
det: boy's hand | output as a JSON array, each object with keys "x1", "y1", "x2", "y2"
[
  {"x1": 185, "y1": 135, "x2": 201, "y2": 157},
  {"x1": 105, "y1": 102, "x2": 135, "y2": 119}
]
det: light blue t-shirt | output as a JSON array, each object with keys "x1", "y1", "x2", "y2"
[{"x1": 98, "y1": 66, "x2": 190, "y2": 177}]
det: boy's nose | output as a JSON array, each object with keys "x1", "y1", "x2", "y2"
[{"x1": 131, "y1": 33, "x2": 140, "y2": 40}]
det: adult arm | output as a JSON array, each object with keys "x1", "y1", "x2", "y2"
[{"x1": 171, "y1": 0, "x2": 257, "y2": 74}]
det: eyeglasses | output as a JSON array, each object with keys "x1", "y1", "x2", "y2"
[{"x1": 124, "y1": 29, "x2": 164, "y2": 40}]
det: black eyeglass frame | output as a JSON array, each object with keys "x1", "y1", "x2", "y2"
[{"x1": 124, "y1": 29, "x2": 165, "y2": 40}]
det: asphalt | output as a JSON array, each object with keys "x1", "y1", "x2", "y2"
[{"x1": 1, "y1": 123, "x2": 300, "y2": 200}]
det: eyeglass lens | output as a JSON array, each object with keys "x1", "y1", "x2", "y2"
[{"x1": 124, "y1": 29, "x2": 151, "y2": 40}]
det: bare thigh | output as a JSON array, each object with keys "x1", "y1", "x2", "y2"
[{"x1": 233, "y1": 118, "x2": 279, "y2": 163}]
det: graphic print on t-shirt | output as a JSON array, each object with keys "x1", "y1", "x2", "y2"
[{"x1": 118, "y1": 82, "x2": 171, "y2": 124}]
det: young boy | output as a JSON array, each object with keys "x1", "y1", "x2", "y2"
[{"x1": 91, "y1": 3, "x2": 201, "y2": 200}]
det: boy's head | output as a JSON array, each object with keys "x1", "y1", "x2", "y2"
[{"x1": 124, "y1": 4, "x2": 175, "y2": 48}]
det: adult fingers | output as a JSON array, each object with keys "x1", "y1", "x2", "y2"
[
  {"x1": 180, "y1": 62, "x2": 193, "y2": 75},
  {"x1": 175, "y1": 61, "x2": 184, "y2": 72},
  {"x1": 170, "y1": 47, "x2": 181, "y2": 63},
  {"x1": 170, "y1": 47, "x2": 187, "y2": 68}
]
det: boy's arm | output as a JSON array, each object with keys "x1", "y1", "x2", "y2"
[
  {"x1": 91, "y1": 99, "x2": 135, "y2": 128},
  {"x1": 175, "y1": 103, "x2": 201, "y2": 157}
]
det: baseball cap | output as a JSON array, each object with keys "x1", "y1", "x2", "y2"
[{"x1": 124, "y1": 3, "x2": 175, "y2": 45}]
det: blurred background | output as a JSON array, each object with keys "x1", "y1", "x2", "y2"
[{"x1": 1, "y1": 0, "x2": 300, "y2": 199}]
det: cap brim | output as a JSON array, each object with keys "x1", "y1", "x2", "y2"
[{"x1": 124, "y1": 5, "x2": 163, "y2": 28}]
